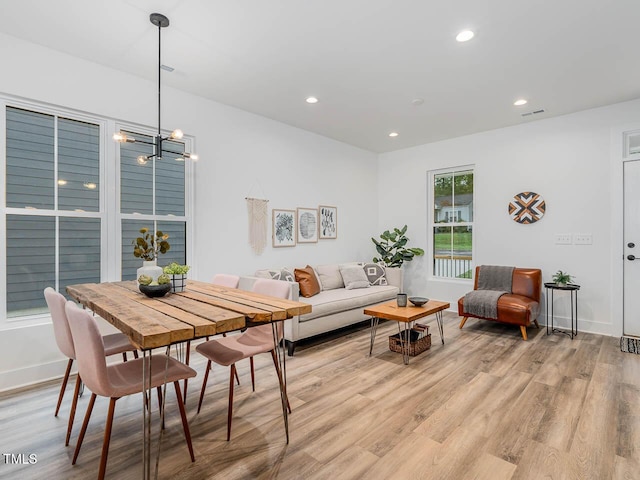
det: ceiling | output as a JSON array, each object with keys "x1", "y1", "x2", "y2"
[{"x1": 1, "y1": 0, "x2": 639, "y2": 153}]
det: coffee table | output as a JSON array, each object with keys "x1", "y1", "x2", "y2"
[{"x1": 364, "y1": 299, "x2": 450, "y2": 364}]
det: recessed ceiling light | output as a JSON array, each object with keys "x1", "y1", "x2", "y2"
[
  {"x1": 412, "y1": 98, "x2": 424, "y2": 106},
  {"x1": 456, "y1": 30, "x2": 475, "y2": 42},
  {"x1": 514, "y1": 99, "x2": 528, "y2": 106},
  {"x1": 306, "y1": 97, "x2": 318, "y2": 104},
  {"x1": 389, "y1": 132, "x2": 399, "y2": 138}
]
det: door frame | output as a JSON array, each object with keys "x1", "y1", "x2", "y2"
[{"x1": 611, "y1": 123, "x2": 640, "y2": 337}]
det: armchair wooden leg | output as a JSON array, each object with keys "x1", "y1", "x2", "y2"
[
  {"x1": 55, "y1": 359, "x2": 73, "y2": 417},
  {"x1": 459, "y1": 316, "x2": 469, "y2": 329},
  {"x1": 520, "y1": 325, "x2": 528, "y2": 341}
]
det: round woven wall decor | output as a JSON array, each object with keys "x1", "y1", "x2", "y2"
[{"x1": 508, "y1": 192, "x2": 546, "y2": 224}]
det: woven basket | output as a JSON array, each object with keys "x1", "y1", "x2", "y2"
[{"x1": 389, "y1": 332, "x2": 431, "y2": 357}]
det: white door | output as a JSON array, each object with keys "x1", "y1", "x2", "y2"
[{"x1": 623, "y1": 159, "x2": 640, "y2": 336}]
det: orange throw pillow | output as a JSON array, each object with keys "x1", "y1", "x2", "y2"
[{"x1": 294, "y1": 265, "x2": 321, "y2": 298}]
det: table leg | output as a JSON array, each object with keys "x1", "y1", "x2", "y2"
[
  {"x1": 154, "y1": 347, "x2": 171, "y2": 478},
  {"x1": 272, "y1": 321, "x2": 289, "y2": 443},
  {"x1": 369, "y1": 317, "x2": 380, "y2": 356},
  {"x1": 435, "y1": 310, "x2": 445, "y2": 344},
  {"x1": 142, "y1": 349, "x2": 152, "y2": 480},
  {"x1": 398, "y1": 322, "x2": 411, "y2": 365}
]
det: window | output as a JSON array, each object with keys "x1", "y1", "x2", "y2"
[
  {"x1": 431, "y1": 168, "x2": 474, "y2": 279},
  {"x1": 119, "y1": 130, "x2": 187, "y2": 280},
  {"x1": 2, "y1": 101, "x2": 193, "y2": 321},
  {"x1": 5, "y1": 106, "x2": 101, "y2": 317}
]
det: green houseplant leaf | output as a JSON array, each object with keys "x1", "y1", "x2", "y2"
[{"x1": 371, "y1": 225, "x2": 424, "y2": 268}]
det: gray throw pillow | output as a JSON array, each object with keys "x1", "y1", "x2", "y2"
[
  {"x1": 340, "y1": 266, "x2": 371, "y2": 290},
  {"x1": 363, "y1": 263, "x2": 388, "y2": 286}
]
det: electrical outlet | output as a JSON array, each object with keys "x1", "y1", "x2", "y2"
[
  {"x1": 554, "y1": 234, "x2": 572, "y2": 245},
  {"x1": 574, "y1": 233, "x2": 592, "y2": 245}
]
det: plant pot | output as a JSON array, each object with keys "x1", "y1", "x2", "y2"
[
  {"x1": 137, "y1": 260, "x2": 163, "y2": 283},
  {"x1": 170, "y1": 274, "x2": 187, "y2": 293}
]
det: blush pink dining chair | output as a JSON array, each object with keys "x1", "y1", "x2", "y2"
[
  {"x1": 195, "y1": 278, "x2": 291, "y2": 440},
  {"x1": 44, "y1": 287, "x2": 138, "y2": 446},
  {"x1": 182, "y1": 274, "x2": 241, "y2": 403},
  {"x1": 65, "y1": 301, "x2": 197, "y2": 480}
]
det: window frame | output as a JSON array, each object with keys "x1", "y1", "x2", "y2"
[
  {"x1": 0, "y1": 96, "x2": 194, "y2": 327},
  {"x1": 427, "y1": 165, "x2": 475, "y2": 283}
]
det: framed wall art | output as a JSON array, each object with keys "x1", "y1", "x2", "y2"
[
  {"x1": 508, "y1": 191, "x2": 546, "y2": 224},
  {"x1": 319, "y1": 205, "x2": 337, "y2": 239},
  {"x1": 297, "y1": 207, "x2": 318, "y2": 243},
  {"x1": 272, "y1": 209, "x2": 296, "y2": 247}
]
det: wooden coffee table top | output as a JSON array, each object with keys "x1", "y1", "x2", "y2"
[{"x1": 364, "y1": 299, "x2": 450, "y2": 323}]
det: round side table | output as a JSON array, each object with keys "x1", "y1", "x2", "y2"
[{"x1": 544, "y1": 282, "x2": 580, "y2": 339}]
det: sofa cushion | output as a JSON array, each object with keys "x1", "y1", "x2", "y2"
[
  {"x1": 340, "y1": 266, "x2": 370, "y2": 290},
  {"x1": 255, "y1": 268, "x2": 295, "y2": 282},
  {"x1": 294, "y1": 266, "x2": 321, "y2": 297},
  {"x1": 362, "y1": 263, "x2": 388, "y2": 286},
  {"x1": 298, "y1": 285, "x2": 399, "y2": 322},
  {"x1": 315, "y1": 264, "x2": 344, "y2": 290}
]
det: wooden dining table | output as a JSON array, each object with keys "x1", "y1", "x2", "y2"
[{"x1": 66, "y1": 279, "x2": 311, "y2": 480}]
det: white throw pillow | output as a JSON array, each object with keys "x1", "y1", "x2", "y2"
[
  {"x1": 315, "y1": 264, "x2": 344, "y2": 290},
  {"x1": 339, "y1": 266, "x2": 371, "y2": 290}
]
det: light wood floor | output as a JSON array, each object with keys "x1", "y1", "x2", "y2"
[{"x1": 1, "y1": 313, "x2": 640, "y2": 480}]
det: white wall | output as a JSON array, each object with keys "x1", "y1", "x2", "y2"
[
  {"x1": 378, "y1": 98, "x2": 640, "y2": 337},
  {"x1": 0, "y1": 33, "x2": 378, "y2": 391}
]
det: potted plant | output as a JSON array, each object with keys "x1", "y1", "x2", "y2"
[
  {"x1": 132, "y1": 227, "x2": 170, "y2": 282},
  {"x1": 163, "y1": 262, "x2": 190, "y2": 293},
  {"x1": 137, "y1": 273, "x2": 171, "y2": 298},
  {"x1": 371, "y1": 225, "x2": 424, "y2": 292},
  {"x1": 371, "y1": 225, "x2": 425, "y2": 268},
  {"x1": 552, "y1": 270, "x2": 574, "y2": 287}
]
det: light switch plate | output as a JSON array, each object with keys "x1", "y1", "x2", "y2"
[
  {"x1": 574, "y1": 233, "x2": 592, "y2": 245},
  {"x1": 554, "y1": 234, "x2": 572, "y2": 245}
]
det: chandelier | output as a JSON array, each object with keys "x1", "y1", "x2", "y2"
[{"x1": 113, "y1": 13, "x2": 197, "y2": 164}]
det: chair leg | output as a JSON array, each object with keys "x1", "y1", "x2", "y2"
[
  {"x1": 97, "y1": 398, "x2": 117, "y2": 480},
  {"x1": 197, "y1": 360, "x2": 212, "y2": 414},
  {"x1": 55, "y1": 358, "x2": 73, "y2": 417},
  {"x1": 534, "y1": 319, "x2": 540, "y2": 329},
  {"x1": 227, "y1": 364, "x2": 236, "y2": 441},
  {"x1": 183, "y1": 341, "x2": 191, "y2": 404},
  {"x1": 459, "y1": 316, "x2": 469, "y2": 329},
  {"x1": 72, "y1": 392, "x2": 97, "y2": 465},
  {"x1": 173, "y1": 381, "x2": 195, "y2": 462},
  {"x1": 156, "y1": 387, "x2": 165, "y2": 430},
  {"x1": 222, "y1": 334, "x2": 240, "y2": 385},
  {"x1": 520, "y1": 325, "x2": 528, "y2": 341},
  {"x1": 270, "y1": 350, "x2": 291, "y2": 414},
  {"x1": 250, "y1": 357, "x2": 256, "y2": 392},
  {"x1": 65, "y1": 373, "x2": 82, "y2": 446},
  {"x1": 122, "y1": 352, "x2": 128, "y2": 362},
  {"x1": 133, "y1": 350, "x2": 139, "y2": 359}
]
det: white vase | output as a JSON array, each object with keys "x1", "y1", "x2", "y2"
[{"x1": 137, "y1": 260, "x2": 163, "y2": 283}]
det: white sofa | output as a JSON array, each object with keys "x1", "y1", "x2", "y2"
[{"x1": 238, "y1": 263, "x2": 402, "y2": 355}]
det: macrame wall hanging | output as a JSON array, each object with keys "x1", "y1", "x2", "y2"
[{"x1": 246, "y1": 197, "x2": 269, "y2": 255}]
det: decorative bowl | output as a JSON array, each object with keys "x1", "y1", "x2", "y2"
[
  {"x1": 139, "y1": 283, "x2": 171, "y2": 298},
  {"x1": 409, "y1": 296, "x2": 429, "y2": 307}
]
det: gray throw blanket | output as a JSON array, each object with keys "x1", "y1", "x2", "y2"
[{"x1": 463, "y1": 266, "x2": 514, "y2": 319}]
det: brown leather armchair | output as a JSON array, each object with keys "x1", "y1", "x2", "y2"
[{"x1": 457, "y1": 267, "x2": 542, "y2": 340}]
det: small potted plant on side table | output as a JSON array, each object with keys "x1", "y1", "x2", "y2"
[
  {"x1": 163, "y1": 262, "x2": 191, "y2": 293},
  {"x1": 552, "y1": 270, "x2": 574, "y2": 287}
]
